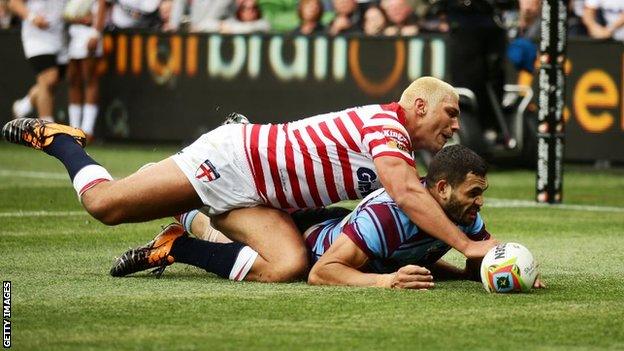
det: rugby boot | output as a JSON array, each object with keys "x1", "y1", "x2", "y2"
[
  {"x1": 222, "y1": 112, "x2": 250, "y2": 125},
  {"x1": 110, "y1": 223, "x2": 187, "y2": 278},
  {"x1": 2, "y1": 118, "x2": 86, "y2": 150}
]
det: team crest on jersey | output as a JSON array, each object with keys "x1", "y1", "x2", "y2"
[
  {"x1": 382, "y1": 126, "x2": 411, "y2": 153},
  {"x1": 195, "y1": 159, "x2": 220, "y2": 183}
]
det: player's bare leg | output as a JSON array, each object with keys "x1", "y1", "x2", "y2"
[
  {"x1": 81, "y1": 159, "x2": 203, "y2": 224},
  {"x1": 111, "y1": 206, "x2": 309, "y2": 282},
  {"x1": 176, "y1": 208, "x2": 308, "y2": 281},
  {"x1": 2, "y1": 118, "x2": 203, "y2": 224},
  {"x1": 210, "y1": 206, "x2": 309, "y2": 282},
  {"x1": 80, "y1": 57, "x2": 100, "y2": 139},
  {"x1": 34, "y1": 66, "x2": 60, "y2": 121},
  {"x1": 67, "y1": 60, "x2": 83, "y2": 128}
]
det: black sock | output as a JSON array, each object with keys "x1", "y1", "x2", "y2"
[
  {"x1": 43, "y1": 135, "x2": 99, "y2": 181},
  {"x1": 170, "y1": 236, "x2": 246, "y2": 279}
]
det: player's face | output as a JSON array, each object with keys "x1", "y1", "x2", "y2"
[
  {"x1": 423, "y1": 95, "x2": 460, "y2": 153},
  {"x1": 443, "y1": 172, "x2": 488, "y2": 226}
]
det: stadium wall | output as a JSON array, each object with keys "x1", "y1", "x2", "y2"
[{"x1": 0, "y1": 30, "x2": 622, "y2": 162}]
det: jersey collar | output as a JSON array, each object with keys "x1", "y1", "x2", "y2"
[{"x1": 381, "y1": 102, "x2": 407, "y2": 126}]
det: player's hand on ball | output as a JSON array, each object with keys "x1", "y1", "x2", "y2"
[
  {"x1": 389, "y1": 265, "x2": 434, "y2": 290},
  {"x1": 533, "y1": 275, "x2": 546, "y2": 289},
  {"x1": 463, "y1": 238, "x2": 499, "y2": 260}
]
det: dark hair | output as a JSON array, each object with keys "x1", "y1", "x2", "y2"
[
  {"x1": 425, "y1": 145, "x2": 488, "y2": 188},
  {"x1": 236, "y1": 1, "x2": 262, "y2": 21}
]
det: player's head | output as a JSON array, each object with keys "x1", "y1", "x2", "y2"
[
  {"x1": 399, "y1": 77, "x2": 460, "y2": 154},
  {"x1": 425, "y1": 145, "x2": 488, "y2": 226}
]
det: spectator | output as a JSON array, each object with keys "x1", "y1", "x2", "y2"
[
  {"x1": 159, "y1": 0, "x2": 173, "y2": 30},
  {"x1": 327, "y1": 0, "x2": 361, "y2": 35},
  {"x1": 380, "y1": 0, "x2": 418, "y2": 36},
  {"x1": 220, "y1": 0, "x2": 270, "y2": 34},
  {"x1": 293, "y1": 0, "x2": 324, "y2": 35},
  {"x1": 415, "y1": 0, "x2": 449, "y2": 33},
  {"x1": 437, "y1": 0, "x2": 507, "y2": 134},
  {"x1": 9, "y1": 0, "x2": 67, "y2": 122},
  {"x1": 362, "y1": 5, "x2": 386, "y2": 36},
  {"x1": 583, "y1": 0, "x2": 624, "y2": 41},
  {"x1": 257, "y1": 0, "x2": 300, "y2": 33},
  {"x1": 66, "y1": 0, "x2": 107, "y2": 141},
  {"x1": 109, "y1": 0, "x2": 162, "y2": 29}
]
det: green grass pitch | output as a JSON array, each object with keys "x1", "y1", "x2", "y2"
[{"x1": 1, "y1": 142, "x2": 623, "y2": 350}]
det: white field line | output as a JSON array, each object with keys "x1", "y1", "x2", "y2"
[
  {"x1": 487, "y1": 199, "x2": 624, "y2": 213},
  {"x1": 0, "y1": 169, "x2": 623, "y2": 214},
  {"x1": 0, "y1": 210, "x2": 86, "y2": 217},
  {"x1": 0, "y1": 169, "x2": 67, "y2": 180}
]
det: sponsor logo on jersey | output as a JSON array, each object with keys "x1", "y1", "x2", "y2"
[
  {"x1": 382, "y1": 126, "x2": 410, "y2": 152},
  {"x1": 357, "y1": 167, "x2": 378, "y2": 197},
  {"x1": 195, "y1": 159, "x2": 220, "y2": 183}
]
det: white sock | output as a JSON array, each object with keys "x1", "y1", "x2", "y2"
[
  {"x1": 72, "y1": 164, "x2": 113, "y2": 198},
  {"x1": 68, "y1": 104, "x2": 82, "y2": 128},
  {"x1": 13, "y1": 95, "x2": 33, "y2": 117},
  {"x1": 40, "y1": 115, "x2": 54, "y2": 122},
  {"x1": 81, "y1": 104, "x2": 98, "y2": 135},
  {"x1": 229, "y1": 246, "x2": 259, "y2": 281}
]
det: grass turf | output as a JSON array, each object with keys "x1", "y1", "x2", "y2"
[{"x1": 0, "y1": 142, "x2": 623, "y2": 350}]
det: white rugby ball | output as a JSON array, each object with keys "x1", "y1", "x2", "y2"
[{"x1": 480, "y1": 242, "x2": 538, "y2": 293}]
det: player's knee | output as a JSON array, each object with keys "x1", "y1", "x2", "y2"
[
  {"x1": 83, "y1": 196, "x2": 127, "y2": 226},
  {"x1": 263, "y1": 250, "x2": 309, "y2": 282},
  {"x1": 68, "y1": 73, "x2": 81, "y2": 86},
  {"x1": 37, "y1": 70, "x2": 60, "y2": 89}
]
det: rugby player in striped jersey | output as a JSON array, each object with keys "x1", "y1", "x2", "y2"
[
  {"x1": 3, "y1": 77, "x2": 497, "y2": 282},
  {"x1": 111, "y1": 145, "x2": 544, "y2": 288}
]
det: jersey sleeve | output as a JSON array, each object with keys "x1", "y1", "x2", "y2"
[
  {"x1": 360, "y1": 113, "x2": 415, "y2": 166},
  {"x1": 342, "y1": 203, "x2": 408, "y2": 259}
]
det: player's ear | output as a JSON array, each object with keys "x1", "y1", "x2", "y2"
[
  {"x1": 414, "y1": 97, "x2": 427, "y2": 117},
  {"x1": 436, "y1": 179, "x2": 451, "y2": 200}
]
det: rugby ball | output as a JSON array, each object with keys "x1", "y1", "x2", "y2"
[
  {"x1": 63, "y1": 0, "x2": 95, "y2": 20},
  {"x1": 480, "y1": 243, "x2": 538, "y2": 293}
]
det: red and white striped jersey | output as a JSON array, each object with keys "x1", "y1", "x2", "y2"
[{"x1": 243, "y1": 102, "x2": 415, "y2": 209}]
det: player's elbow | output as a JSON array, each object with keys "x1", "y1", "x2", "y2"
[
  {"x1": 307, "y1": 263, "x2": 334, "y2": 286},
  {"x1": 307, "y1": 266, "x2": 324, "y2": 286}
]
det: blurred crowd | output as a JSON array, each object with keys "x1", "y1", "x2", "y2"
[{"x1": 0, "y1": 0, "x2": 623, "y2": 42}]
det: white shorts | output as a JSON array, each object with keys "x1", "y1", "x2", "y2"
[
  {"x1": 68, "y1": 24, "x2": 103, "y2": 60},
  {"x1": 171, "y1": 124, "x2": 261, "y2": 216}
]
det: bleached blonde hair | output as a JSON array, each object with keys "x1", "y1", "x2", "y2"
[{"x1": 399, "y1": 76, "x2": 458, "y2": 110}]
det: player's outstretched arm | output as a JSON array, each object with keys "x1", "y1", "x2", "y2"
[
  {"x1": 308, "y1": 235, "x2": 434, "y2": 289},
  {"x1": 374, "y1": 156, "x2": 496, "y2": 259}
]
